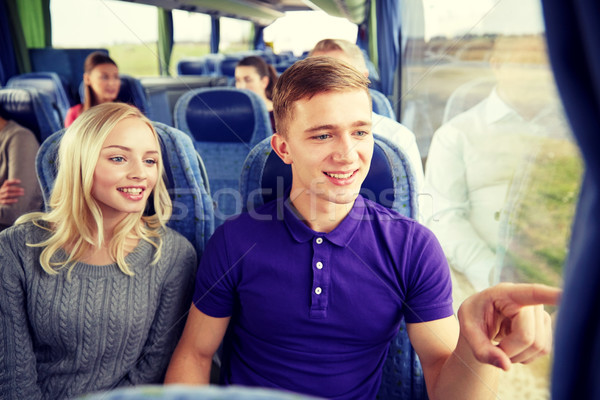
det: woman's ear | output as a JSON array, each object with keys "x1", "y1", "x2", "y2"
[
  {"x1": 83, "y1": 72, "x2": 91, "y2": 85},
  {"x1": 261, "y1": 75, "x2": 270, "y2": 90},
  {"x1": 271, "y1": 134, "x2": 292, "y2": 165}
]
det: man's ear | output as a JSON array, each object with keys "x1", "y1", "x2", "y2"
[{"x1": 271, "y1": 134, "x2": 292, "y2": 165}]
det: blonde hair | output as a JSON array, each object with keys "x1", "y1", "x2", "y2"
[
  {"x1": 309, "y1": 39, "x2": 369, "y2": 75},
  {"x1": 272, "y1": 56, "x2": 371, "y2": 137},
  {"x1": 17, "y1": 103, "x2": 172, "y2": 276}
]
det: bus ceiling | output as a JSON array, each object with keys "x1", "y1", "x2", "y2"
[{"x1": 118, "y1": 0, "x2": 369, "y2": 25}]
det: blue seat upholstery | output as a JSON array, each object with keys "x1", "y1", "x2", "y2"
[
  {"x1": 0, "y1": 87, "x2": 62, "y2": 142},
  {"x1": 35, "y1": 122, "x2": 214, "y2": 258},
  {"x1": 78, "y1": 74, "x2": 152, "y2": 120},
  {"x1": 219, "y1": 56, "x2": 243, "y2": 86},
  {"x1": 79, "y1": 385, "x2": 323, "y2": 400},
  {"x1": 177, "y1": 58, "x2": 208, "y2": 75},
  {"x1": 7, "y1": 72, "x2": 73, "y2": 122},
  {"x1": 239, "y1": 135, "x2": 426, "y2": 400},
  {"x1": 174, "y1": 87, "x2": 273, "y2": 227},
  {"x1": 370, "y1": 88, "x2": 396, "y2": 120}
]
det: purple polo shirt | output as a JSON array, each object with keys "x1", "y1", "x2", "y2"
[{"x1": 193, "y1": 195, "x2": 453, "y2": 399}]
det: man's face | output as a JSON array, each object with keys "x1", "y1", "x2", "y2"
[{"x1": 272, "y1": 89, "x2": 373, "y2": 213}]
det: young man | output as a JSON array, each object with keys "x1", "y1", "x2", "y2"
[
  {"x1": 309, "y1": 38, "x2": 426, "y2": 219},
  {"x1": 165, "y1": 57, "x2": 559, "y2": 399}
]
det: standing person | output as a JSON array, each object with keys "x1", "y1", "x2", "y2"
[
  {"x1": 235, "y1": 56, "x2": 278, "y2": 131},
  {"x1": 0, "y1": 115, "x2": 43, "y2": 230},
  {"x1": 0, "y1": 103, "x2": 197, "y2": 399},
  {"x1": 64, "y1": 51, "x2": 121, "y2": 127},
  {"x1": 164, "y1": 57, "x2": 559, "y2": 399}
]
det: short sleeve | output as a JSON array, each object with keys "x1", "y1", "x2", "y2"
[
  {"x1": 402, "y1": 224, "x2": 454, "y2": 323},
  {"x1": 192, "y1": 225, "x2": 238, "y2": 318}
]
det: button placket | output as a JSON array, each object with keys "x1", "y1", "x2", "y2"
[{"x1": 310, "y1": 236, "x2": 331, "y2": 318}]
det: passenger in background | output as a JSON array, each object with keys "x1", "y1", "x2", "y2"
[
  {"x1": 0, "y1": 115, "x2": 43, "y2": 231},
  {"x1": 0, "y1": 103, "x2": 196, "y2": 399},
  {"x1": 64, "y1": 51, "x2": 121, "y2": 127},
  {"x1": 309, "y1": 39, "x2": 425, "y2": 210},
  {"x1": 235, "y1": 56, "x2": 278, "y2": 131}
]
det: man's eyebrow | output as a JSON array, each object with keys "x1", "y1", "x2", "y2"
[{"x1": 304, "y1": 120, "x2": 372, "y2": 133}]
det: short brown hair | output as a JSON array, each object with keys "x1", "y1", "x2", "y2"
[{"x1": 272, "y1": 56, "x2": 371, "y2": 136}]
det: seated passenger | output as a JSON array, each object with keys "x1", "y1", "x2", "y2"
[
  {"x1": 309, "y1": 39, "x2": 425, "y2": 208},
  {"x1": 64, "y1": 51, "x2": 121, "y2": 127},
  {"x1": 235, "y1": 56, "x2": 278, "y2": 131},
  {"x1": 0, "y1": 115, "x2": 43, "y2": 231},
  {"x1": 164, "y1": 57, "x2": 559, "y2": 399},
  {"x1": 0, "y1": 103, "x2": 196, "y2": 399}
]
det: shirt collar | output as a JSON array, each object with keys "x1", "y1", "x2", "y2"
[
  {"x1": 282, "y1": 195, "x2": 365, "y2": 247},
  {"x1": 484, "y1": 86, "x2": 522, "y2": 125}
]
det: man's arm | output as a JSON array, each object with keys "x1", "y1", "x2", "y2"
[
  {"x1": 408, "y1": 283, "x2": 559, "y2": 400},
  {"x1": 164, "y1": 305, "x2": 230, "y2": 384}
]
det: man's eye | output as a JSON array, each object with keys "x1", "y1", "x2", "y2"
[
  {"x1": 355, "y1": 130, "x2": 369, "y2": 137},
  {"x1": 314, "y1": 134, "x2": 330, "y2": 140}
]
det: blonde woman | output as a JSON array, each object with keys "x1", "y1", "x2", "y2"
[{"x1": 0, "y1": 103, "x2": 196, "y2": 399}]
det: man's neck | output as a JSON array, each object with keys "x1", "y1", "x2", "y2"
[{"x1": 288, "y1": 191, "x2": 355, "y2": 233}]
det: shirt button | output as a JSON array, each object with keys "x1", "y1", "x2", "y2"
[
  {"x1": 316, "y1": 262, "x2": 323, "y2": 269},
  {"x1": 316, "y1": 237, "x2": 323, "y2": 244},
  {"x1": 315, "y1": 287, "x2": 322, "y2": 295}
]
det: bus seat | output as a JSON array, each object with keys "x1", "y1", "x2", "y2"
[
  {"x1": 174, "y1": 87, "x2": 273, "y2": 227},
  {"x1": 370, "y1": 88, "x2": 396, "y2": 120},
  {"x1": 177, "y1": 58, "x2": 208, "y2": 76},
  {"x1": 239, "y1": 135, "x2": 426, "y2": 400},
  {"x1": 78, "y1": 74, "x2": 153, "y2": 120},
  {"x1": 79, "y1": 384, "x2": 323, "y2": 400},
  {"x1": 442, "y1": 76, "x2": 497, "y2": 123},
  {"x1": 6, "y1": 72, "x2": 73, "y2": 121},
  {"x1": 219, "y1": 56, "x2": 243, "y2": 86},
  {"x1": 203, "y1": 53, "x2": 226, "y2": 76},
  {"x1": 35, "y1": 122, "x2": 215, "y2": 259},
  {"x1": 0, "y1": 87, "x2": 62, "y2": 142}
]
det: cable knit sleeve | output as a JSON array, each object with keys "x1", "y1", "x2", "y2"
[
  {"x1": 0, "y1": 231, "x2": 43, "y2": 400},
  {"x1": 123, "y1": 231, "x2": 197, "y2": 384}
]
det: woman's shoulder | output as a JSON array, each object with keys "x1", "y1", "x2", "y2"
[
  {"x1": 0, "y1": 220, "x2": 48, "y2": 243},
  {"x1": 160, "y1": 226, "x2": 196, "y2": 258},
  {"x1": 64, "y1": 104, "x2": 83, "y2": 127}
]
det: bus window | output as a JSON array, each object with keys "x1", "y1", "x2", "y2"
[
  {"x1": 50, "y1": 0, "x2": 158, "y2": 76},
  {"x1": 171, "y1": 10, "x2": 211, "y2": 71},
  {"x1": 404, "y1": 0, "x2": 584, "y2": 398},
  {"x1": 220, "y1": 17, "x2": 253, "y2": 54}
]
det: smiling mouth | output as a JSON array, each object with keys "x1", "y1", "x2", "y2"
[
  {"x1": 118, "y1": 187, "x2": 143, "y2": 195},
  {"x1": 324, "y1": 171, "x2": 356, "y2": 179}
]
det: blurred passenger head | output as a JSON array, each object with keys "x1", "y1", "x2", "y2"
[
  {"x1": 309, "y1": 39, "x2": 369, "y2": 77},
  {"x1": 82, "y1": 51, "x2": 121, "y2": 110},
  {"x1": 235, "y1": 56, "x2": 278, "y2": 104},
  {"x1": 272, "y1": 56, "x2": 370, "y2": 137}
]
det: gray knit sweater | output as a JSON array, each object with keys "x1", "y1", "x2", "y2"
[{"x1": 0, "y1": 221, "x2": 197, "y2": 399}]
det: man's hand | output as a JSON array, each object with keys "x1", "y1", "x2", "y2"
[
  {"x1": 457, "y1": 282, "x2": 561, "y2": 371},
  {"x1": 0, "y1": 179, "x2": 25, "y2": 205}
]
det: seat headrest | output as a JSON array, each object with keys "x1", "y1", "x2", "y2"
[
  {"x1": 179, "y1": 88, "x2": 258, "y2": 144},
  {"x1": 0, "y1": 88, "x2": 62, "y2": 141}
]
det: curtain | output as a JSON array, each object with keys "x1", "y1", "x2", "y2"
[
  {"x1": 15, "y1": 0, "x2": 51, "y2": 48},
  {"x1": 253, "y1": 24, "x2": 266, "y2": 51},
  {"x1": 375, "y1": 0, "x2": 400, "y2": 96},
  {"x1": 210, "y1": 16, "x2": 220, "y2": 54},
  {"x1": 542, "y1": 1, "x2": 600, "y2": 398},
  {"x1": 2, "y1": 0, "x2": 32, "y2": 74},
  {"x1": 158, "y1": 8, "x2": 174, "y2": 76}
]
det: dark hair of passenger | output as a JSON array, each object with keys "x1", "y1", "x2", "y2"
[
  {"x1": 82, "y1": 51, "x2": 118, "y2": 111},
  {"x1": 237, "y1": 56, "x2": 278, "y2": 100}
]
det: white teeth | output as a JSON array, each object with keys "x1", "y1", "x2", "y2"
[
  {"x1": 119, "y1": 188, "x2": 143, "y2": 194},
  {"x1": 326, "y1": 172, "x2": 354, "y2": 179}
]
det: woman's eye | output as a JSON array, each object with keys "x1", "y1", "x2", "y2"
[
  {"x1": 145, "y1": 159, "x2": 157, "y2": 165},
  {"x1": 110, "y1": 156, "x2": 125, "y2": 162}
]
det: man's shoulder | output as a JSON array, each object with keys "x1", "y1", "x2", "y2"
[{"x1": 2, "y1": 120, "x2": 38, "y2": 144}]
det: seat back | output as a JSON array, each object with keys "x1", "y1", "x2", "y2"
[
  {"x1": 177, "y1": 58, "x2": 208, "y2": 76},
  {"x1": 219, "y1": 56, "x2": 243, "y2": 86},
  {"x1": 78, "y1": 74, "x2": 152, "y2": 119},
  {"x1": 239, "y1": 136, "x2": 426, "y2": 400},
  {"x1": 7, "y1": 72, "x2": 73, "y2": 122},
  {"x1": 35, "y1": 122, "x2": 214, "y2": 258},
  {"x1": 0, "y1": 87, "x2": 62, "y2": 142},
  {"x1": 370, "y1": 88, "x2": 396, "y2": 120},
  {"x1": 174, "y1": 87, "x2": 273, "y2": 227}
]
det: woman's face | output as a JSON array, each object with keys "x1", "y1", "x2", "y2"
[
  {"x1": 92, "y1": 117, "x2": 159, "y2": 223},
  {"x1": 235, "y1": 65, "x2": 269, "y2": 99},
  {"x1": 85, "y1": 63, "x2": 120, "y2": 104}
]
